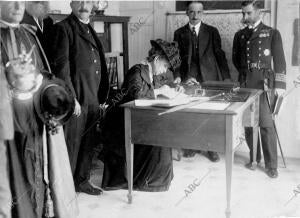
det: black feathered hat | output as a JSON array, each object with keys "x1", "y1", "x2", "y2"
[{"x1": 150, "y1": 39, "x2": 181, "y2": 71}]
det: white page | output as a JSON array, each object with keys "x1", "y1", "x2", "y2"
[{"x1": 189, "y1": 102, "x2": 230, "y2": 110}]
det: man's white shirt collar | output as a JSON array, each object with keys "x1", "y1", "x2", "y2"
[
  {"x1": 189, "y1": 21, "x2": 201, "y2": 36},
  {"x1": 249, "y1": 20, "x2": 262, "y2": 31},
  {"x1": 77, "y1": 17, "x2": 90, "y2": 25}
]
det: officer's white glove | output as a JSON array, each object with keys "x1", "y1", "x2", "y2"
[{"x1": 275, "y1": 88, "x2": 285, "y2": 97}]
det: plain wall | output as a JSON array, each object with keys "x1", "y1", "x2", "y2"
[{"x1": 274, "y1": 0, "x2": 300, "y2": 159}]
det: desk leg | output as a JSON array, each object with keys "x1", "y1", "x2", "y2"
[
  {"x1": 125, "y1": 108, "x2": 133, "y2": 204},
  {"x1": 246, "y1": 98, "x2": 259, "y2": 170},
  {"x1": 251, "y1": 126, "x2": 259, "y2": 169},
  {"x1": 225, "y1": 116, "x2": 234, "y2": 218},
  {"x1": 250, "y1": 96, "x2": 260, "y2": 170}
]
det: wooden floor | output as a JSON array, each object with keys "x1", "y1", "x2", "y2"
[{"x1": 77, "y1": 151, "x2": 300, "y2": 218}]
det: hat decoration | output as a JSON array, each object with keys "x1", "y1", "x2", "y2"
[{"x1": 150, "y1": 39, "x2": 181, "y2": 71}]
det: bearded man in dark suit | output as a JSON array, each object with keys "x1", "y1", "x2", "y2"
[
  {"x1": 174, "y1": 1, "x2": 231, "y2": 161},
  {"x1": 50, "y1": 0, "x2": 109, "y2": 195}
]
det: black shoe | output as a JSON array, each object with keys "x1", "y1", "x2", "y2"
[
  {"x1": 266, "y1": 168, "x2": 278, "y2": 178},
  {"x1": 183, "y1": 149, "x2": 196, "y2": 158},
  {"x1": 207, "y1": 151, "x2": 220, "y2": 162},
  {"x1": 76, "y1": 180, "x2": 103, "y2": 195}
]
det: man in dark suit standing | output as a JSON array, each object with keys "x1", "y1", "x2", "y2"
[
  {"x1": 21, "y1": 1, "x2": 53, "y2": 58},
  {"x1": 232, "y1": 0, "x2": 286, "y2": 178},
  {"x1": 50, "y1": 0, "x2": 109, "y2": 195},
  {"x1": 174, "y1": 1, "x2": 231, "y2": 161}
]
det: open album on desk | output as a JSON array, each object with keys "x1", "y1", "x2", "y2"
[
  {"x1": 156, "y1": 87, "x2": 185, "y2": 99},
  {"x1": 134, "y1": 94, "x2": 230, "y2": 110},
  {"x1": 135, "y1": 88, "x2": 204, "y2": 107},
  {"x1": 134, "y1": 86, "x2": 249, "y2": 109},
  {"x1": 134, "y1": 94, "x2": 204, "y2": 107}
]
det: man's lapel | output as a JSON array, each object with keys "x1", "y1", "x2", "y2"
[
  {"x1": 182, "y1": 24, "x2": 192, "y2": 64},
  {"x1": 89, "y1": 25, "x2": 105, "y2": 52},
  {"x1": 197, "y1": 23, "x2": 209, "y2": 58},
  {"x1": 21, "y1": 11, "x2": 43, "y2": 34},
  {"x1": 71, "y1": 14, "x2": 97, "y2": 48}
]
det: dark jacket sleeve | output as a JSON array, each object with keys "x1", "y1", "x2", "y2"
[
  {"x1": 123, "y1": 65, "x2": 154, "y2": 101},
  {"x1": 212, "y1": 27, "x2": 230, "y2": 80},
  {"x1": 272, "y1": 29, "x2": 286, "y2": 89},
  {"x1": 232, "y1": 32, "x2": 245, "y2": 85},
  {"x1": 50, "y1": 23, "x2": 76, "y2": 98},
  {"x1": 173, "y1": 30, "x2": 181, "y2": 79},
  {"x1": 232, "y1": 32, "x2": 240, "y2": 71}
]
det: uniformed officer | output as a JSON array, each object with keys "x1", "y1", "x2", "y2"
[{"x1": 232, "y1": 0, "x2": 286, "y2": 178}]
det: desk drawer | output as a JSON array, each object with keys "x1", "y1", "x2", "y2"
[{"x1": 130, "y1": 109, "x2": 226, "y2": 153}]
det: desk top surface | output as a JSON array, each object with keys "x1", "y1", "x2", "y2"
[{"x1": 122, "y1": 88, "x2": 263, "y2": 115}]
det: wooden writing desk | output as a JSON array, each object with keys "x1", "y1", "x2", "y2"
[{"x1": 122, "y1": 88, "x2": 262, "y2": 217}]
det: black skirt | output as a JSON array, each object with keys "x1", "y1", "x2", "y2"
[{"x1": 102, "y1": 107, "x2": 173, "y2": 192}]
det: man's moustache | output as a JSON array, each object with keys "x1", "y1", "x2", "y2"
[{"x1": 79, "y1": 9, "x2": 89, "y2": 13}]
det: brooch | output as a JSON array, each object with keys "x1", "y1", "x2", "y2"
[{"x1": 264, "y1": 49, "x2": 270, "y2": 56}]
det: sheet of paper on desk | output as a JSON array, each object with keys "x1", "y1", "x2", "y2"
[
  {"x1": 157, "y1": 88, "x2": 186, "y2": 99},
  {"x1": 189, "y1": 102, "x2": 230, "y2": 110}
]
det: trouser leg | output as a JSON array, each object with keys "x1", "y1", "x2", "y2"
[
  {"x1": 245, "y1": 127, "x2": 262, "y2": 163},
  {"x1": 245, "y1": 126, "x2": 277, "y2": 169},
  {"x1": 64, "y1": 110, "x2": 87, "y2": 175},
  {"x1": 75, "y1": 106, "x2": 102, "y2": 184},
  {"x1": 260, "y1": 127, "x2": 277, "y2": 169}
]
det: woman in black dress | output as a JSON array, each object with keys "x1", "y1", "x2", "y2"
[{"x1": 102, "y1": 39, "x2": 181, "y2": 192}]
